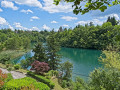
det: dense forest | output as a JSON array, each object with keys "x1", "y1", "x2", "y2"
[
  {"x1": 55, "y1": 17, "x2": 120, "y2": 50},
  {"x1": 0, "y1": 29, "x2": 49, "y2": 51}
]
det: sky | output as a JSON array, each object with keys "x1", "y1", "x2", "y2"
[{"x1": 0, "y1": 0, "x2": 120, "y2": 31}]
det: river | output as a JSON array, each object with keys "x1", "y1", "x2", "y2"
[{"x1": 12, "y1": 47, "x2": 102, "y2": 80}]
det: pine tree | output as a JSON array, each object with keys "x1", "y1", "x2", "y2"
[
  {"x1": 33, "y1": 42, "x2": 47, "y2": 62},
  {"x1": 107, "y1": 16, "x2": 118, "y2": 26},
  {"x1": 107, "y1": 16, "x2": 111, "y2": 22},
  {"x1": 46, "y1": 30, "x2": 61, "y2": 70},
  {"x1": 58, "y1": 26, "x2": 63, "y2": 32},
  {"x1": 89, "y1": 22, "x2": 94, "y2": 26}
]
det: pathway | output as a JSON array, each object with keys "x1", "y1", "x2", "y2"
[{"x1": 0, "y1": 68, "x2": 26, "y2": 79}]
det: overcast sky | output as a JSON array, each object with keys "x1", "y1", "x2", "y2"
[{"x1": 0, "y1": 0, "x2": 120, "y2": 31}]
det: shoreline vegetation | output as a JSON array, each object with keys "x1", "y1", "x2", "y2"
[
  {"x1": 0, "y1": 49, "x2": 31, "y2": 60},
  {"x1": 1, "y1": 16, "x2": 120, "y2": 89}
]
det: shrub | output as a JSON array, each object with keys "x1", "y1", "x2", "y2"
[
  {"x1": 5, "y1": 73, "x2": 13, "y2": 82},
  {"x1": 7, "y1": 67, "x2": 12, "y2": 71},
  {"x1": 4, "y1": 77, "x2": 50, "y2": 90},
  {"x1": 5, "y1": 62, "x2": 11, "y2": 68},
  {"x1": 31, "y1": 60, "x2": 50, "y2": 74},
  {"x1": 0, "y1": 69, "x2": 7, "y2": 88},
  {"x1": 0, "y1": 55, "x2": 10, "y2": 64},
  {"x1": 14, "y1": 64, "x2": 20, "y2": 70},
  {"x1": 61, "y1": 80, "x2": 67, "y2": 88},
  {"x1": 27, "y1": 71, "x2": 55, "y2": 89},
  {"x1": 72, "y1": 77, "x2": 88, "y2": 90},
  {"x1": 45, "y1": 76, "x2": 51, "y2": 79},
  {"x1": 21, "y1": 84, "x2": 38, "y2": 90},
  {"x1": 46, "y1": 70, "x2": 59, "y2": 77},
  {"x1": 89, "y1": 68, "x2": 120, "y2": 90}
]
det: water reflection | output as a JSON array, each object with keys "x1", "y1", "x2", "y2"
[
  {"x1": 59, "y1": 47, "x2": 101, "y2": 80},
  {"x1": 12, "y1": 50, "x2": 34, "y2": 64},
  {"x1": 12, "y1": 48, "x2": 101, "y2": 80}
]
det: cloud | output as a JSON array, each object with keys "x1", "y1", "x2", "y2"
[
  {"x1": 31, "y1": 27, "x2": 40, "y2": 31},
  {"x1": 31, "y1": 16, "x2": 39, "y2": 19},
  {"x1": 30, "y1": 16, "x2": 39, "y2": 21},
  {"x1": 13, "y1": 22, "x2": 28, "y2": 30},
  {"x1": 1, "y1": 1, "x2": 18, "y2": 10},
  {"x1": 8, "y1": 25, "x2": 14, "y2": 30},
  {"x1": 0, "y1": 17, "x2": 14, "y2": 30},
  {"x1": 55, "y1": 28, "x2": 59, "y2": 32},
  {"x1": 51, "y1": 21, "x2": 58, "y2": 23},
  {"x1": 76, "y1": 19, "x2": 104, "y2": 25},
  {"x1": 0, "y1": 17, "x2": 8, "y2": 25},
  {"x1": 12, "y1": 0, "x2": 42, "y2": 8},
  {"x1": 98, "y1": 14, "x2": 119, "y2": 20},
  {"x1": 61, "y1": 16, "x2": 78, "y2": 21},
  {"x1": 14, "y1": 22, "x2": 41, "y2": 31},
  {"x1": 42, "y1": 24, "x2": 50, "y2": 30},
  {"x1": 0, "y1": 8, "x2": 3, "y2": 12},
  {"x1": 20, "y1": 9, "x2": 33, "y2": 14},
  {"x1": 62, "y1": 24, "x2": 69, "y2": 27},
  {"x1": 42, "y1": 0, "x2": 73, "y2": 13}
]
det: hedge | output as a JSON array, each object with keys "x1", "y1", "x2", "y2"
[
  {"x1": 27, "y1": 71, "x2": 55, "y2": 89},
  {"x1": 4, "y1": 77, "x2": 50, "y2": 90}
]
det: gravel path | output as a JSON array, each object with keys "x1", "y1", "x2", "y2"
[{"x1": 0, "y1": 68, "x2": 26, "y2": 79}]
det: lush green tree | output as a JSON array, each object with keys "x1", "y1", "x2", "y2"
[
  {"x1": 33, "y1": 42, "x2": 47, "y2": 62},
  {"x1": 100, "y1": 50, "x2": 120, "y2": 70},
  {"x1": 0, "y1": 29, "x2": 49, "y2": 50},
  {"x1": 46, "y1": 31, "x2": 61, "y2": 70},
  {"x1": 60, "y1": 61, "x2": 73, "y2": 81},
  {"x1": 55, "y1": 21, "x2": 119, "y2": 50},
  {"x1": 54, "y1": 0, "x2": 120, "y2": 14},
  {"x1": 5, "y1": 37, "x2": 20, "y2": 50},
  {"x1": 23, "y1": 38, "x2": 30, "y2": 49},
  {"x1": 89, "y1": 68, "x2": 120, "y2": 90},
  {"x1": 72, "y1": 77, "x2": 88, "y2": 90},
  {"x1": 107, "y1": 16, "x2": 119, "y2": 26},
  {"x1": 21, "y1": 57, "x2": 35, "y2": 69}
]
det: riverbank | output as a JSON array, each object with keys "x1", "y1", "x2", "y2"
[{"x1": 0, "y1": 49, "x2": 31, "y2": 62}]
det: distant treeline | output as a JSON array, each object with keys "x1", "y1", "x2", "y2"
[
  {"x1": 1, "y1": 17, "x2": 120, "y2": 50},
  {"x1": 55, "y1": 22, "x2": 120, "y2": 50},
  {"x1": 0, "y1": 29, "x2": 49, "y2": 51}
]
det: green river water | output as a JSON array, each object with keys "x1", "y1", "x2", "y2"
[{"x1": 13, "y1": 47, "x2": 102, "y2": 80}]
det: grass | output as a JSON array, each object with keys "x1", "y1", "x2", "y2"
[
  {"x1": 51, "y1": 78, "x2": 69, "y2": 90},
  {"x1": 0, "y1": 50, "x2": 30, "y2": 60},
  {"x1": 0, "y1": 63, "x2": 6, "y2": 68},
  {"x1": 0, "y1": 49, "x2": 30, "y2": 73}
]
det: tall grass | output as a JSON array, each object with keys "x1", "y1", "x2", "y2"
[{"x1": 0, "y1": 50, "x2": 27, "y2": 62}]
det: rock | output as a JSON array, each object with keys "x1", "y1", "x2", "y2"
[
  {"x1": 0, "y1": 68, "x2": 26, "y2": 79},
  {"x1": 0, "y1": 68, "x2": 10, "y2": 74}
]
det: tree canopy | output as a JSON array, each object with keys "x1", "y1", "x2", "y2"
[
  {"x1": 107, "y1": 16, "x2": 119, "y2": 26},
  {"x1": 54, "y1": 0, "x2": 120, "y2": 14}
]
